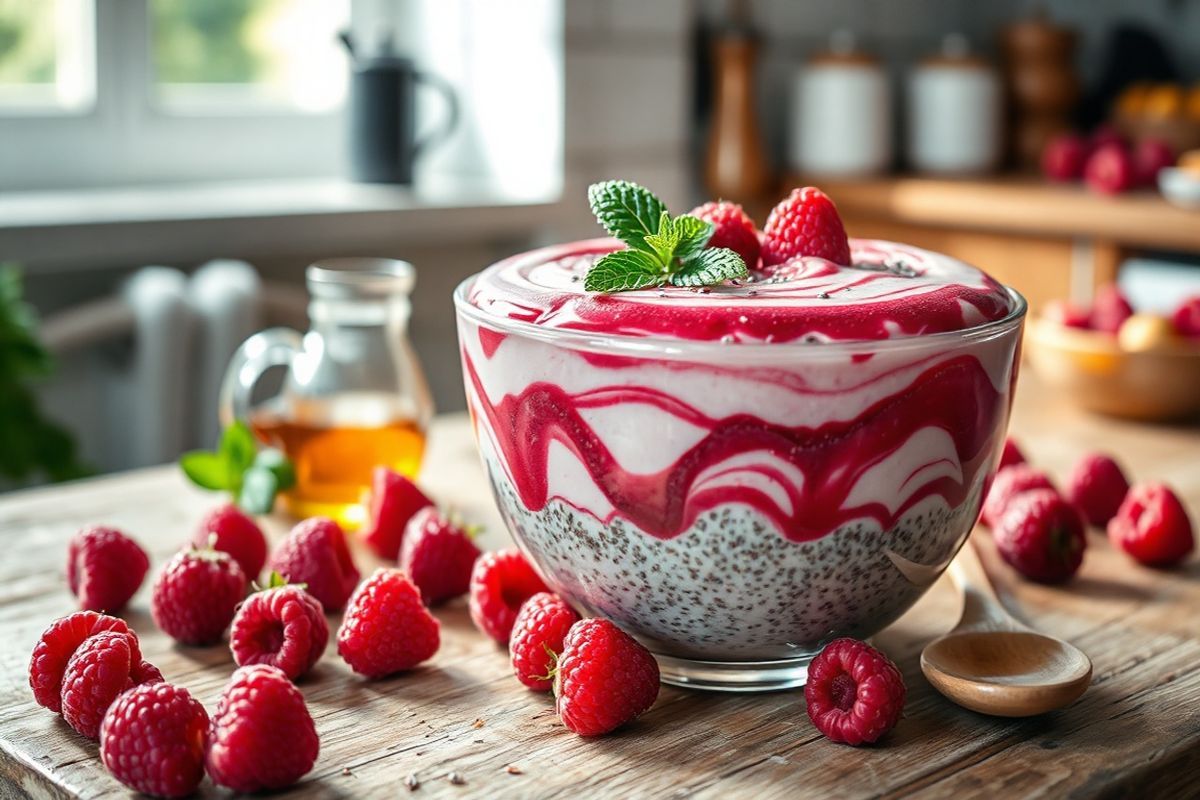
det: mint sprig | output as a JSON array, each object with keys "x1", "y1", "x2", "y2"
[
  {"x1": 584, "y1": 180, "x2": 748, "y2": 292},
  {"x1": 179, "y1": 420, "x2": 295, "y2": 514}
]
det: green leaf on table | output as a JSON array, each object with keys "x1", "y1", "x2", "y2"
[
  {"x1": 238, "y1": 466, "x2": 279, "y2": 515},
  {"x1": 253, "y1": 448, "x2": 296, "y2": 491},
  {"x1": 179, "y1": 450, "x2": 230, "y2": 491},
  {"x1": 587, "y1": 180, "x2": 667, "y2": 255},
  {"x1": 670, "y1": 247, "x2": 749, "y2": 288},
  {"x1": 583, "y1": 250, "x2": 664, "y2": 293},
  {"x1": 219, "y1": 420, "x2": 258, "y2": 479}
]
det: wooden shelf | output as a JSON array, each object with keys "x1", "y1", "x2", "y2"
[{"x1": 791, "y1": 174, "x2": 1200, "y2": 253}]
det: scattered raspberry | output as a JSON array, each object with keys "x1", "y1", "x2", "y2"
[
  {"x1": 1043, "y1": 299, "x2": 1092, "y2": 329},
  {"x1": 1065, "y1": 453, "x2": 1130, "y2": 527},
  {"x1": 510, "y1": 593, "x2": 580, "y2": 691},
  {"x1": 229, "y1": 578, "x2": 328, "y2": 680},
  {"x1": 151, "y1": 547, "x2": 247, "y2": 645},
  {"x1": 689, "y1": 201, "x2": 762, "y2": 271},
  {"x1": 337, "y1": 568, "x2": 440, "y2": 678},
  {"x1": 130, "y1": 659, "x2": 164, "y2": 686},
  {"x1": 206, "y1": 665, "x2": 320, "y2": 792},
  {"x1": 399, "y1": 508, "x2": 481, "y2": 605},
  {"x1": 268, "y1": 517, "x2": 360, "y2": 612},
  {"x1": 66, "y1": 525, "x2": 149, "y2": 613},
  {"x1": 1108, "y1": 483, "x2": 1195, "y2": 567},
  {"x1": 994, "y1": 489, "x2": 1087, "y2": 582},
  {"x1": 981, "y1": 465, "x2": 1056, "y2": 528},
  {"x1": 999, "y1": 436, "x2": 1026, "y2": 470},
  {"x1": 554, "y1": 618, "x2": 659, "y2": 736},
  {"x1": 760, "y1": 187, "x2": 851, "y2": 270},
  {"x1": 1041, "y1": 133, "x2": 1088, "y2": 181},
  {"x1": 192, "y1": 503, "x2": 268, "y2": 582},
  {"x1": 100, "y1": 682, "x2": 208, "y2": 798},
  {"x1": 1084, "y1": 141, "x2": 1135, "y2": 195},
  {"x1": 362, "y1": 467, "x2": 434, "y2": 561},
  {"x1": 804, "y1": 637, "x2": 906, "y2": 746},
  {"x1": 1089, "y1": 284, "x2": 1134, "y2": 334},
  {"x1": 468, "y1": 549, "x2": 549, "y2": 644},
  {"x1": 1171, "y1": 296, "x2": 1200, "y2": 338},
  {"x1": 1133, "y1": 137, "x2": 1174, "y2": 186},
  {"x1": 60, "y1": 631, "x2": 136, "y2": 740},
  {"x1": 29, "y1": 611, "x2": 133, "y2": 712}
]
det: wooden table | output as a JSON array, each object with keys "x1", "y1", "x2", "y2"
[{"x1": 2, "y1": 374, "x2": 1198, "y2": 799}]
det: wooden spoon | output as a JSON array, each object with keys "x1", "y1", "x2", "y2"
[{"x1": 921, "y1": 534, "x2": 1092, "y2": 717}]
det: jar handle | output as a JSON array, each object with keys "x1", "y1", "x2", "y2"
[{"x1": 218, "y1": 328, "x2": 304, "y2": 430}]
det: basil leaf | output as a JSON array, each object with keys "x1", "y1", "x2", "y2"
[
  {"x1": 179, "y1": 450, "x2": 230, "y2": 491},
  {"x1": 219, "y1": 420, "x2": 258, "y2": 476}
]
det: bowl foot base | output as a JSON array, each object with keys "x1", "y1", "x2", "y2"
[{"x1": 653, "y1": 651, "x2": 817, "y2": 692}]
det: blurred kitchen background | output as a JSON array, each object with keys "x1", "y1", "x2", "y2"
[{"x1": 2, "y1": 0, "x2": 1200, "y2": 486}]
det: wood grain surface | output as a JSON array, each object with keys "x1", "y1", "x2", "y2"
[{"x1": 1, "y1": 374, "x2": 1198, "y2": 800}]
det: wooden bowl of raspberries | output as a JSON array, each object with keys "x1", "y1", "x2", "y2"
[{"x1": 1026, "y1": 285, "x2": 1200, "y2": 421}]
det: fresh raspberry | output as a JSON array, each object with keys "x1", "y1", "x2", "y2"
[
  {"x1": 1090, "y1": 284, "x2": 1134, "y2": 333},
  {"x1": 1133, "y1": 137, "x2": 1174, "y2": 186},
  {"x1": 29, "y1": 611, "x2": 133, "y2": 712},
  {"x1": 398, "y1": 507, "x2": 481, "y2": 605},
  {"x1": 337, "y1": 568, "x2": 440, "y2": 678},
  {"x1": 1065, "y1": 452, "x2": 1130, "y2": 527},
  {"x1": 510, "y1": 592, "x2": 580, "y2": 691},
  {"x1": 1108, "y1": 483, "x2": 1195, "y2": 567},
  {"x1": 192, "y1": 503, "x2": 268, "y2": 582},
  {"x1": 1172, "y1": 296, "x2": 1200, "y2": 338},
  {"x1": 760, "y1": 187, "x2": 851, "y2": 270},
  {"x1": 468, "y1": 549, "x2": 549, "y2": 644},
  {"x1": 100, "y1": 682, "x2": 208, "y2": 798},
  {"x1": 362, "y1": 467, "x2": 434, "y2": 560},
  {"x1": 229, "y1": 579, "x2": 328, "y2": 680},
  {"x1": 554, "y1": 618, "x2": 659, "y2": 736},
  {"x1": 1041, "y1": 133, "x2": 1088, "y2": 181},
  {"x1": 151, "y1": 547, "x2": 246, "y2": 645},
  {"x1": 60, "y1": 631, "x2": 135, "y2": 740},
  {"x1": 206, "y1": 665, "x2": 320, "y2": 792},
  {"x1": 689, "y1": 201, "x2": 762, "y2": 270},
  {"x1": 1043, "y1": 299, "x2": 1092, "y2": 329},
  {"x1": 999, "y1": 436, "x2": 1026, "y2": 470},
  {"x1": 130, "y1": 659, "x2": 164, "y2": 686},
  {"x1": 994, "y1": 489, "x2": 1087, "y2": 582},
  {"x1": 67, "y1": 525, "x2": 149, "y2": 613},
  {"x1": 268, "y1": 517, "x2": 360, "y2": 612},
  {"x1": 981, "y1": 465, "x2": 1056, "y2": 528},
  {"x1": 804, "y1": 637, "x2": 906, "y2": 746},
  {"x1": 1084, "y1": 142, "x2": 1135, "y2": 195}
]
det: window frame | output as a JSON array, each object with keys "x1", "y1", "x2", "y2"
[{"x1": 0, "y1": 0, "x2": 346, "y2": 191}]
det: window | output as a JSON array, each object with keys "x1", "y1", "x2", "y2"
[
  {"x1": 0, "y1": 0, "x2": 94, "y2": 113},
  {"x1": 0, "y1": 0, "x2": 563, "y2": 196}
]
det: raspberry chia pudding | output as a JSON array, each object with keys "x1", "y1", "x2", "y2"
[{"x1": 454, "y1": 188, "x2": 1025, "y2": 690}]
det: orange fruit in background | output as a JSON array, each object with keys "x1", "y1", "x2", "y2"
[
  {"x1": 1117, "y1": 83, "x2": 1150, "y2": 118},
  {"x1": 1117, "y1": 313, "x2": 1180, "y2": 353},
  {"x1": 1187, "y1": 85, "x2": 1200, "y2": 122},
  {"x1": 1143, "y1": 85, "x2": 1184, "y2": 119}
]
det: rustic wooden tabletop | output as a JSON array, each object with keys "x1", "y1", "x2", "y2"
[{"x1": 1, "y1": 374, "x2": 1198, "y2": 799}]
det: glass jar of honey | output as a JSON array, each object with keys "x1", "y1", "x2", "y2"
[{"x1": 220, "y1": 258, "x2": 433, "y2": 528}]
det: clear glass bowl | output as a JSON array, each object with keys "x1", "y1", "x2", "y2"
[{"x1": 454, "y1": 243, "x2": 1026, "y2": 692}]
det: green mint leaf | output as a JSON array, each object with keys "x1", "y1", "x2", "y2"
[
  {"x1": 672, "y1": 215, "x2": 714, "y2": 263},
  {"x1": 253, "y1": 448, "x2": 295, "y2": 491},
  {"x1": 219, "y1": 420, "x2": 257, "y2": 478},
  {"x1": 670, "y1": 247, "x2": 748, "y2": 288},
  {"x1": 642, "y1": 211, "x2": 680, "y2": 266},
  {"x1": 179, "y1": 450, "x2": 231, "y2": 491},
  {"x1": 587, "y1": 180, "x2": 667, "y2": 255},
  {"x1": 584, "y1": 250, "x2": 665, "y2": 292},
  {"x1": 238, "y1": 465, "x2": 279, "y2": 515}
]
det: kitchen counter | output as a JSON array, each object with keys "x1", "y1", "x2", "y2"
[{"x1": 1, "y1": 373, "x2": 1198, "y2": 799}]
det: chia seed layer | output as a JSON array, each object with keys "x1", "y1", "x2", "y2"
[{"x1": 485, "y1": 453, "x2": 985, "y2": 662}]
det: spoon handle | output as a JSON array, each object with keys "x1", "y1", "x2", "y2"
[{"x1": 950, "y1": 532, "x2": 1022, "y2": 631}]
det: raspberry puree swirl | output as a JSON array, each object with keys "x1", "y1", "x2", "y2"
[{"x1": 456, "y1": 237, "x2": 1024, "y2": 660}]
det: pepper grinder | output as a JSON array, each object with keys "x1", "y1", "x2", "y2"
[{"x1": 703, "y1": 0, "x2": 771, "y2": 205}]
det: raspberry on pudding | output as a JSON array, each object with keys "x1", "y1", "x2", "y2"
[{"x1": 454, "y1": 185, "x2": 1025, "y2": 691}]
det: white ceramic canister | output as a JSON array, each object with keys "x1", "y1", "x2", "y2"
[
  {"x1": 789, "y1": 31, "x2": 892, "y2": 177},
  {"x1": 906, "y1": 34, "x2": 1003, "y2": 174}
]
